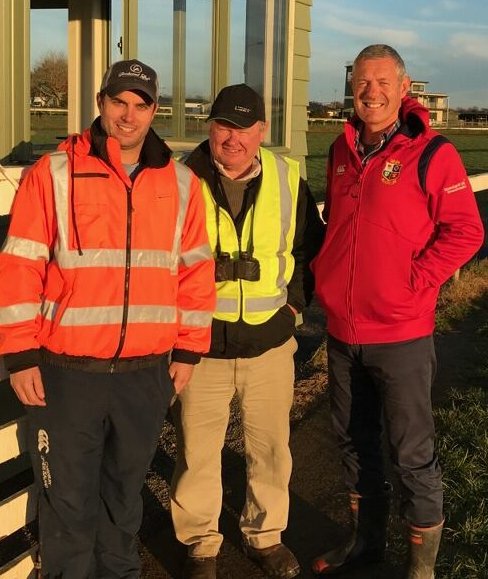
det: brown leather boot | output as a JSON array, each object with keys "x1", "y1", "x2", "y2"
[
  {"x1": 311, "y1": 483, "x2": 391, "y2": 575},
  {"x1": 182, "y1": 556, "x2": 217, "y2": 579},
  {"x1": 243, "y1": 542, "x2": 300, "y2": 579},
  {"x1": 404, "y1": 521, "x2": 443, "y2": 579}
]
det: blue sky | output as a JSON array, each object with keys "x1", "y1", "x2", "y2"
[
  {"x1": 31, "y1": 1, "x2": 488, "y2": 109},
  {"x1": 310, "y1": 0, "x2": 488, "y2": 108}
]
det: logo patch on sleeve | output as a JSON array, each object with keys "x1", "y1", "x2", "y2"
[{"x1": 381, "y1": 159, "x2": 402, "y2": 185}]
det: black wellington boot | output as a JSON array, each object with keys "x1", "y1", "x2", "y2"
[{"x1": 312, "y1": 483, "x2": 392, "y2": 575}]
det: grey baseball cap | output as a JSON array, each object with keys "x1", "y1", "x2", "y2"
[{"x1": 100, "y1": 59, "x2": 159, "y2": 103}]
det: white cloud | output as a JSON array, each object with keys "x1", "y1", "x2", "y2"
[
  {"x1": 439, "y1": 0, "x2": 462, "y2": 10},
  {"x1": 307, "y1": 1, "x2": 487, "y2": 107},
  {"x1": 322, "y1": 15, "x2": 418, "y2": 46},
  {"x1": 312, "y1": 4, "x2": 419, "y2": 47},
  {"x1": 450, "y1": 33, "x2": 488, "y2": 60}
]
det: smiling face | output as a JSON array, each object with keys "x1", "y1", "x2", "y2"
[
  {"x1": 97, "y1": 90, "x2": 157, "y2": 163},
  {"x1": 352, "y1": 56, "x2": 410, "y2": 142},
  {"x1": 209, "y1": 120, "x2": 268, "y2": 180}
]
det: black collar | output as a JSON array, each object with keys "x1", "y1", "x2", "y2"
[{"x1": 88, "y1": 117, "x2": 172, "y2": 169}]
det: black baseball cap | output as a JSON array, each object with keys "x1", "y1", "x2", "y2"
[
  {"x1": 100, "y1": 59, "x2": 159, "y2": 103},
  {"x1": 207, "y1": 84, "x2": 265, "y2": 128}
]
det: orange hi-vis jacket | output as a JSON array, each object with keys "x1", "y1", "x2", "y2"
[{"x1": 0, "y1": 120, "x2": 215, "y2": 371}]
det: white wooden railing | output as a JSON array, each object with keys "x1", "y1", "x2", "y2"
[{"x1": 0, "y1": 359, "x2": 38, "y2": 578}]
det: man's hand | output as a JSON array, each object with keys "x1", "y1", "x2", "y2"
[
  {"x1": 10, "y1": 367, "x2": 46, "y2": 406},
  {"x1": 169, "y1": 361, "x2": 195, "y2": 394}
]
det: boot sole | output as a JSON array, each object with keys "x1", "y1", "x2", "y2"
[{"x1": 312, "y1": 551, "x2": 384, "y2": 575}]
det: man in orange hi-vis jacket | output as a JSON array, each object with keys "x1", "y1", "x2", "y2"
[{"x1": 0, "y1": 59, "x2": 215, "y2": 578}]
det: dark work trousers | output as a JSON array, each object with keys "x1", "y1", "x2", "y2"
[
  {"x1": 25, "y1": 359, "x2": 174, "y2": 579},
  {"x1": 327, "y1": 334, "x2": 443, "y2": 527}
]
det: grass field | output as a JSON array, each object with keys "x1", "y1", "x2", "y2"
[
  {"x1": 30, "y1": 112, "x2": 488, "y2": 188},
  {"x1": 306, "y1": 126, "x2": 488, "y2": 203},
  {"x1": 29, "y1": 112, "x2": 208, "y2": 150},
  {"x1": 427, "y1": 260, "x2": 488, "y2": 578}
]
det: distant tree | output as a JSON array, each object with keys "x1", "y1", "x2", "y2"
[
  {"x1": 308, "y1": 101, "x2": 326, "y2": 117},
  {"x1": 329, "y1": 100, "x2": 344, "y2": 110},
  {"x1": 31, "y1": 51, "x2": 68, "y2": 108}
]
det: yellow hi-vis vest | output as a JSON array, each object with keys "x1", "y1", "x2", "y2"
[{"x1": 202, "y1": 148, "x2": 300, "y2": 324}]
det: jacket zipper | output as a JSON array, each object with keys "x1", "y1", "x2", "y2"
[
  {"x1": 110, "y1": 184, "x2": 133, "y2": 372},
  {"x1": 347, "y1": 162, "x2": 368, "y2": 344}
]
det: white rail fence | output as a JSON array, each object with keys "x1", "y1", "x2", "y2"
[{"x1": 0, "y1": 359, "x2": 38, "y2": 578}]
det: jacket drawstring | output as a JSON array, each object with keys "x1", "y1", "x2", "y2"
[{"x1": 70, "y1": 135, "x2": 83, "y2": 255}]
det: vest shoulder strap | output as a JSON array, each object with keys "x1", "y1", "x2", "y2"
[{"x1": 418, "y1": 134, "x2": 450, "y2": 194}]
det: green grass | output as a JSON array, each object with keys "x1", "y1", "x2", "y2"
[
  {"x1": 420, "y1": 260, "x2": 487, "y2": 577},
  {"x1": 436, "y1": 260, "x2": 488, "y2": 333},
  {"x1": 29, "y1": 111, "x2": 208, "y2": 150},
  {"x1": 306, "y1": 127, "x2": 488, "y2": 202},
  {"x1": 435, "y1": 387, "x2": 488, "y2": 578},
  {"x1": 30, "y1": 111, "x2": 68, "y2": 145},
  {"x1": 378, "y1": 259, "x2": 488, "y2": 578},
  {"x1": 29, "y1": 113, "x2": 488, "y2": 197}
]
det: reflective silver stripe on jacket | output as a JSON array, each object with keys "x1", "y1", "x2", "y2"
[
  {"x1": 50, "y1": 151, "x2": 70, "y2": 254},
  {"x1": 171, "y1": 162, "x2": 192, "y2": 273},
  {"x1": 0, "y1": 303, "x2": 40, "y2": 324},
  {"x1": 181, "y1": 243, "x2": 213, "y2": 267},
  {"x1": 41, "y1": 301, "x2": 177, "y2": 326},
  {"x1": 52, "y1": 244, "x2": 212, "y2": 270},
  {"x1": 39, "y1": 301, "x2": 211, "y2": 328},
  {"x1": 180, "y1": 308, "x2": 214, "y2": 327},
  {"x1": 49, "y1": 153, "x2": 196, "y2": 274},
  {"x1": 55, "y1": 248, "x2": 174, "y2": 269},
  {"x1": 1, "y1": 236, "x2": 50, "y2": 261}
]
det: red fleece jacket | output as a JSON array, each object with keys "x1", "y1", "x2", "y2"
[{"x1": 312, "y1": 97, "x2": 484, "y2": 345}]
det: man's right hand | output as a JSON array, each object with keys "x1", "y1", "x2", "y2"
[{"x1": 10, "y1": 367, "x2": 46, "y2": 406}]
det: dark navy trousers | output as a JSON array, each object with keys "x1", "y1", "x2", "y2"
[
  {"x1": 327, "y1": 334, "x2": 443, "y2": 527},
  {"x1": 26, "y1": 359, "x2": 174, "y2": 578}
]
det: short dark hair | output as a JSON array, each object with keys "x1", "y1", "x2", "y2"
[{"x1": 352, "y1": 44, "x2": 407, "y2": 79}]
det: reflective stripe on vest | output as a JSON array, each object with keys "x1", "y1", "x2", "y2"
[{"x1": 203, "y1": 148, "x2": 300, "y2": 324}]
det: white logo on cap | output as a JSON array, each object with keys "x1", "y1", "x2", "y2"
[
  {"x1": 235, "y1": 105, "x2": 251, "y2": 113},
  {"x1": 118, "y1": 63, "x2": 151, "y2": 82}
]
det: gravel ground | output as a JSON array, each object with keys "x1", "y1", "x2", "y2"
[{"x1": 136, "y1": 302, "x2": 409, "y2": 578}]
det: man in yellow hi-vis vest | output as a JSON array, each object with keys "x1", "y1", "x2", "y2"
[{"x1": 170, "y1": 84, "x2": 324, "y2": 579}]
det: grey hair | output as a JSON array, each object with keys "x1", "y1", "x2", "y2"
[{"x1": 352, "y1": 44, "x2": 407, "y2": 79}]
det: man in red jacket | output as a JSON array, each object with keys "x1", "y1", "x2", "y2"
[
  {"x1": 0, "y1": 59, "x2": 215, "y2": 578},
  {"x1": 311, "y1": 45, "x2": 484, "y2": 578}
]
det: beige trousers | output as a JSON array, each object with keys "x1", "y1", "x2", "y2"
[{"x1": 170, "y1": 337, "x2": 297, "y2": 557}]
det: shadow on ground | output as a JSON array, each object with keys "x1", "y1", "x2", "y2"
[{"x1": 138, "y1": 303, "x2": 406, "y2": 578}]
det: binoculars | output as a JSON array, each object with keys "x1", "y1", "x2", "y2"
[{"x1": 215, "y1": 251, "x2": 260, "y2": 282}]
